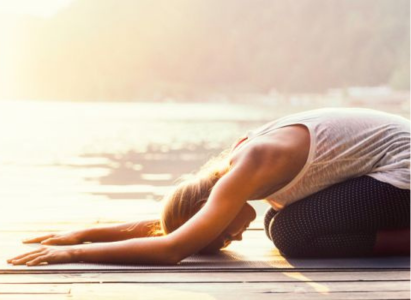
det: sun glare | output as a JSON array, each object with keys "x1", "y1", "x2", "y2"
[{"x1": 0, "y1": 0, "x2": 73, "y2": 18}]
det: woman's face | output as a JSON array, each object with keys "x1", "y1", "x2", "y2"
[{"x1": 199, "y1": 203, "x2": 257, "y2": 254}]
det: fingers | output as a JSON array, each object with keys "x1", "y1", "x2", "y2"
[
  {"x1": 22, "y1": 234, "x2": 55, "y2": 244},
  {"x1": 9, "y1": 251, "x2": 46, "y2": 265},
  {"x1": 7, "y1": 248, "x2": 44, "y2": 263},
  {"x1": 41, "y1": 238, "x2": 59, "y2": 245},
  {"x1": 41, "y1": 237, "x2": 70, "y2": 245},
  {"x1": 26, "y1": 255, "x2": 48, "y2": 266},
  {"x1": 12, "y1": 251, "x2": 70, "y2": 266},
  {"x1": 7, "y1": 248, "x2": 73, "y2": 267}
]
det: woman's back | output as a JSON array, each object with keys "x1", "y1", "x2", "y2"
[{"x1": 242, "y1": 108, "x2": 410, "y2": 210}]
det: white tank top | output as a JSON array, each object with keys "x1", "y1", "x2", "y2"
[{"x1": 245, "y1": 108, "x2": 410, "y2": 211}]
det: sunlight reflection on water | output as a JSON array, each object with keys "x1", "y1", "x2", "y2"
[{"x1": 0, "y1": 100, "x2": 278, "y2": 227}]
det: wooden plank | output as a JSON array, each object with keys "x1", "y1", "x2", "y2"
[
  {"x1": 0, "y1": 271, "x2": 409, "y2": 284},
  {"x1": 68, "y1": 282, "x2": 410, "y2": 300},
  {"x1": 1, "y1": 280, "x2": 408, "y2": 293},
  {"x1": 0, "y1": 292, "x2": 408, "y2": 300},
  {"x1": 0, "y1": 291, "x2": 408, "y2": 300},
  {"x1": 0, "y1": 284, "x2": 69, "y2": 294},
  {"x1": 71, "y1": 281, "x2": 409, "y2": 292},
  {"x1": 0, "y1": 271, "x2": 409, "y2": 300},
  {"x1": 252, "y1": 292, "x2": 411, "y2": 300},
  {"x1": 0, "y1": 296, "x2": 68, "y2": 300}
]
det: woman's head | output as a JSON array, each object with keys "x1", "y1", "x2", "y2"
[
  {"x1": 160, "y1": 150, "x2": 229, "y2": 235},
  {"x1": 160, "y1": 149, "x2": 256, "y2": 253},
  {"x1": 160, "y1": 174, "x2": 219, "y2": 236}
]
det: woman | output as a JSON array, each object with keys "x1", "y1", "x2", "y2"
[{"x1": 7, "y1": 107, "x2": 410, "y2": 266}]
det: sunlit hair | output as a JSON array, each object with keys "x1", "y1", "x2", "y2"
[{"x1": 160, "y1": 149, "x2": 231, "y2": 235}]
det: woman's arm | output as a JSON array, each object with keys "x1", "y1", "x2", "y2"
[
  {"x1": 9, "y1": 140, "x2": 303, "y2": 266},
  {"x1": 9, "y1": 165, "x2": 254, "y2": 266},
  {"x1": 78, "y1": 219, "x2": 162, "y2": 242},
  {"x1": 9, "y1": 155, "x2": 264, "y2": 266},
  {"x1": 23, "y1": 219, "x2": 162, "y2": 245},
  {"x1": 8, "y1": 235, "x2": 177, "y2": 266},
  {"x1": 8, "y1": 167, "x2": 253, "y2": 266}
]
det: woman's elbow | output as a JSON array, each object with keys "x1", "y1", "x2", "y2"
[
  {"x1": 139, "y1": 249, "x2": 180, "y2": 266},
  {"x1": 160, "y1": 247, "x2": 182, "y2": 265},
  {"x1": 159, "y1": 237, "x2": 184, "y2": 265},
  {"x1": 162, "y1": 254, "x2": 181, "y2": 265}
]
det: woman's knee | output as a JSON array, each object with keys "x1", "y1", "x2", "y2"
[{"x1": 269, "y1": 210, "x2": 313, "y2": 257}]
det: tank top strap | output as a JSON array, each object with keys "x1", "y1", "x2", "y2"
[{"x1": 231, "y1": 136, "x2": 248, "y2": 152}]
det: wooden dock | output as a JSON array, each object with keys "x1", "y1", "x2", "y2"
[{"x1": 0, "y1": 270, "x2": 409, "y2": 300}]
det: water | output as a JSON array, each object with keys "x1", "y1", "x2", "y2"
[
  {"x1": 0, "y1": 100, "x2": 280, "y2": 229},
  {"x1": 1, "y1": 100, "x2": 407, "y2": 230}
]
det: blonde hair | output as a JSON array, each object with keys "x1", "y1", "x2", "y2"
[{"x1": 160, "y1": 149, "x2": 230, "y2": 235}]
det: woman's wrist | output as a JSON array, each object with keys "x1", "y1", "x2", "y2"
[
  {"x1": 70, "y1": 244, "x2": 86, "y2": 262},
  {"x1": 77, "y1": 227, "x2": 97, "y2": 243}
]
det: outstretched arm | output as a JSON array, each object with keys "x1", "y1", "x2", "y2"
[
  {"x1": 8, "y1": 163, "x2": 253, "y2": 266},
  {"x1": 81, "y1": 219, "x2": 163, "y2": 242},
  {"x1": 22, "y1": 219, "x2": 162, "y2": 245},
  {"x1": 8, "y1": 235, "x2": 176, "y2": 266},
  {"x1": 8, "y1": 157, "x2": 259, "y2": 266},
  {"x1": 9, "y1": 141, "x2": 300, "y2": 266}
]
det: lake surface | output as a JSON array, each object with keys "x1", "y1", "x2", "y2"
[
  {"x1": 0, "y1": 100, "x2": 407, "y2": 230},
  {"x1": 0, "y1": 100, "x2": 283, "y2": 229}
]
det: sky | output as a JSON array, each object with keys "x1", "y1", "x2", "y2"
[
  {"x1": 0, "y1": 0, "x2": 73, "y2": 18},
  {"x1": 0, "y1": 0, "x2": 408, "y2": 101}
]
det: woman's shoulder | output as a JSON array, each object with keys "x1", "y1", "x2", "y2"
[
  {"x1": 232, "y1": 125, "x2": 309, "y2": 158},
  {"x1": 226, "y1": 125, "x2": 310, "y2": 199},
  {"x1": 229, "y1": 125, "x2": 310, "y2": 176}
]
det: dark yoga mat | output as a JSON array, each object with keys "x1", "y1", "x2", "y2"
[{"x1": 1, "y1": 230, "x2": 409, "y2": 273}]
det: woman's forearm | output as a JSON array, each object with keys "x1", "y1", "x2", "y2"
[
  {"x1": 73, "y1": 236, "x2": 177, "y2": 265},
  {"x1": 80, "y1": 220, "x2": 162, "y2": 243}
]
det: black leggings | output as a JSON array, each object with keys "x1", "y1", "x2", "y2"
[{"x1": 264, "y1": 176, "x2": 410, "y2": 258}]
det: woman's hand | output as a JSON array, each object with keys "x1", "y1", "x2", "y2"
[
  {"x1": 7, "y1": 246, "x2": 78, "y2": 266},
  {"x1": 22, "y1": 231, "x2": 84, "y2": 246}
]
